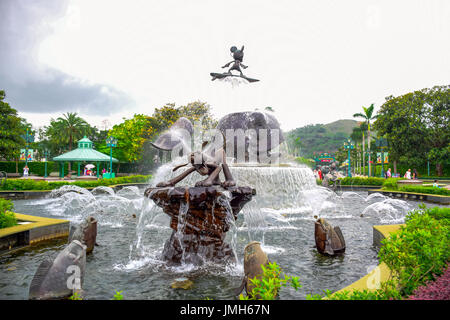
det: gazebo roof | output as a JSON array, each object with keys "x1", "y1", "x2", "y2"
[{"x1": 53, "y1": 136, "x2": 119, "y2": 162}]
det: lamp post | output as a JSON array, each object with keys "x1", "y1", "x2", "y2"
[
  {"x1": 44, "y1": 150, "x2": 49, "y2": 178},
  {"x1": 375, "y1": 137, "x2": 388, "y2": 178},
  {"x1": 106, "y1": 136, "x2": 118, "y2": 178},
  {"x1": 344, "y1": 139, "x2": 354, "y2": 177},
  {"x1": 21, "y1": 127, "x2": 34, "y2": 167}
]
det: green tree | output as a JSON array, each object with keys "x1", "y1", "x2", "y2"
[
  {"x1": 353, "y1": 104, "x2": 378, "y2": 176},
  {"x1": 0, "y1": 90, "x2": 26, "y2": 161},
  {"x1": 374, "y1": 85, "x2": 449, "y2": 176},
  {"x1": 46, "y1": 112, "x2": 89, "y2": 175},
  {"x1": 103, "y1": 114, "x2": 148, "y2": 164}
]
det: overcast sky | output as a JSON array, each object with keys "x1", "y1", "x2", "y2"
[{"x1": 1, "y1": 0, "x2": 449, "y2": 132}]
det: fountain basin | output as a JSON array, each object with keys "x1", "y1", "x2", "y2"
[{"x1": 145, "y1": 185, "x2": 255, "y2": 265}]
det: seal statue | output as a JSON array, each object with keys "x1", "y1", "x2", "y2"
[
  {"x1": 68, "y1": 216, "x2": 98, "y2": 254},
  {"x1": 29, "y1": 240, "x2": 87, "y2": 300},
  {"x1": 314, "y1": 218, "x2": 346, "y2": 256},
  {"x1": 235, "y1": 241, "x2": 269, "y2": 297}
]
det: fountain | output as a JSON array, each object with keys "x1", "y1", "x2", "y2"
[{"x1": 143, "y1": 111, "x2": 286, "y2": 265}]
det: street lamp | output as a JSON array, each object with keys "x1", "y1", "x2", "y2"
[
  {"x1": 344, "y1": 139, "x2": 354, "y2": 177},
  {"x1": 44, "y1": 150, "x2": 49, "y2": 178},
  {"x1": 106, "y1": 136, "x2": 118, "y2": 177},
  {"x1": 21, "y1": 127, "x2": 34, "y2": 167},
  {"x1": 375, "y1": 137, "x2": 388, "y2": 178}
]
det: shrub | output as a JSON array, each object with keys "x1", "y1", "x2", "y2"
[
  {"x1": 0, "y1": 175, "x2": 152, "y2": 191},
  {"x1": 379, "y1": 205, "x2": 450, "y2": 296},
  {"x1": 306, "y1": 280, "x2": 402, "y2": 300},
  {"x1": 398, "y1": 185, "x2": 450, "y2": 196},
  {"x1": 0, "y1": 198, "x2": 17, "y2": 229},
  {"x1": 112, "y1": 291, "x2": 124, "y2": 300},
  {"x1": 239, "y1": 261, "x2": 301, "y2": 300},
  {"x1": 338, "y1": 177, "x2": 385, "y2": 186},
  {"x1": 381, "y1": 178, "x2": 402, "y2": 190}
]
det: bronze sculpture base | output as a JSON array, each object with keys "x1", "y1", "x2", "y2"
[{"x1": 145, "y1": 185, "x2": 255, "y2": 265}]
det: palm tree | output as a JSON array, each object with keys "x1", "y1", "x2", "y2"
[
  {"x1": 353, "y1": 104, "x2": 378, "y2": 176},
  {"x1": 54, "y1": 112, "x2": 89, "y2": 176}
]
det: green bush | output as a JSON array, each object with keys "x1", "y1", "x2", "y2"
[
  {"x1": 398, "y1": 185, "x2": 450, "y2": 196},
  {"x1": 306, "y1": 280, "x2": 402, "y2": 300},
  {"x1": 239, "y1": 261, "x2": 301, "y2": 300},
  {"x1": 381, "y1": 177, "x2": 402, "y2": 190},
  {"x1": 0, "y1": 161, "x2": 65, "y2": 177},
  {"x1": 379, "y1": 205, "x2": 450, "y2": 296},
  {"x1": 0, "y1": 198, "x2": 17, "y2": 229},
  {"x1": 0, "y1": 175, "x2": 152, "y2": 191},
  {"x1": 338, "y1": 177, "x2": 385, "y2": 186}
]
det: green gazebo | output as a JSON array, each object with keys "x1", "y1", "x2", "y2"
[{"x1": 53, "y1": 136, "x2": 118, "y2": 178}]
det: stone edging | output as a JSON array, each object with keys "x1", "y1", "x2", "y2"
[
  {"x1": 0, "y1": 213, "x2": 69, "y2": 255},
  {"x1": 368, "y1": 189, "x2": 450, "y2": 205}
]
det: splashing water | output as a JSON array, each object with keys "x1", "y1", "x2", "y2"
[
  {"x1": 219, "y1": 76, "x2": 249, "y2": 88},
  {"x1": 362, "y1": 198, "x2": 412, "y2": 223}
]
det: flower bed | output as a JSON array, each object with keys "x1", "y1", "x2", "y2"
[{"x1": 407, "y1": 263, "x2": 450, "y2": 300}]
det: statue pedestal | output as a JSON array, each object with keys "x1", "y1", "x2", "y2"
[{"x1": 144, "y1": 185, "x2": 255, "y2": 265}]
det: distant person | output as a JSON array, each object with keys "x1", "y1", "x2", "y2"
[
  {"x1": 404, "y1": 169, "x2": 411, "y2": 179},
  {"x1": 318, "y1": 168, "x2": 323, "y2": 180},
  {"x1": 412, "y1": 168, "x2": 418, "y2": 179},
  {"x1": 23, "y1": 165, "x2": 29, "y2": 177},
  {"x1": 84, "y1": 168, "x2": 87, "y2": 175},
  {"x1": 432, "y1": 180, "x2": 439, "y2": 188},
  {"x1": 102, "y1": 168, "x2": 106, "y2": 174},
  {"x1": 386, "y1": 168, "x2": 392, "y2": 178}
]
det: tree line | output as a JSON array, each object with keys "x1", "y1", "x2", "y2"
[
  {"x1": 0, "y1": 89, "x2": 216, "y2": 173},
  {"x1": 287, "y1": 85, "x2": 449, "y2": 177}
]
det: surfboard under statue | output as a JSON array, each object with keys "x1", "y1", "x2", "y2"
[{"x1": 210, "y1": 72, "x2": 259, "y2": 83}]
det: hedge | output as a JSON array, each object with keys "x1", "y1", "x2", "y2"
[
  {"x1": 0, "y1": 161, "x2": 156, "y2": 176},
  {"x1": 0, "y1": 175, "x2": 152, "y2": 191},
  {"x1": 338, "y1": 177, "x2": 386, "y2": 186},
  {"x1": 398, "y1": 185, "x2": 450, "y2": 196},
  {"x1": 0, "y1": 161, "x2": 67, "y2": 177},
  {"x1": 381, "y1": 178, "x2": 450, "y2": 196},
  {"x1": 354, "y1": 162, "x2": 450, "y2": 178}
]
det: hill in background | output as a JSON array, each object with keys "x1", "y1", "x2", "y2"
[{"x1": 286, "y1": 119, "x2": 359, "y2": 158}]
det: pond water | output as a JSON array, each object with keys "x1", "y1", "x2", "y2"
[{"x1": 0, "y1": 166, "x2": 443, "y2": 300}]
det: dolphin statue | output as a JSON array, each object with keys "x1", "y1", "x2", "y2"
[
  {"x1": 29, "y1": 240, "x2": 87, "y2": 300},
  {"x1": 314, "y1": 218, "x2": 346, "y2": 256},
  {"x1": 69, "y1": 216, "x2": 98, "y2": 254},
  {"x1": 235, "y1": 241, "x2": 270, "y2": 298}
]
